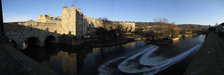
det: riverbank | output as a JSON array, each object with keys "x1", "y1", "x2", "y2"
[
  {"x1": 184, "y1": 32, "x2": 224, "y2": 75},
  {"x1": 0, "y1": 35, "x2": 57, "y2": 75}
]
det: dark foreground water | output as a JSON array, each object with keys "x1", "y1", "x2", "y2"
[{"x1": 23, "y1": 35, "x2": 205, "y2": 75}]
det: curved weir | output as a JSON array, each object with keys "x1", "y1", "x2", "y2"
[
  {"x1": 117, "y1": 46, "x2": 159, "y2": 73},
  {"x1": 139, "y1": 44, "x2": 202, "y2": 66},
  {"x1": 98, "y1": 45, "x2": 158, "y2": 74},
  {"x1": 98, "y1": 43, "x2": 203, "y2": 75},
  {"x1": 143, "y1": 44, "x2": 202, "y2": 74}
]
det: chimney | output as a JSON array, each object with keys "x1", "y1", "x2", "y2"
[
  {"x1": 63, "y1": 6, "x2": 68, "y2": 9},
  {"x1": 71, "y1": 5, "x2": 75, "y2": 9}
]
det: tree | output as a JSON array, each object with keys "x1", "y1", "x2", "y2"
[
  {"x1": 169, "y1": 24, "x2": 179, "y2": 38},
  {"x1": 95, "y1": 18, "x2": 125, "y2": 40},
  {"x1": 153, "y1": 17, "x2": 169, "y2": 24},
  {"x1": 152, "y1": 18, "x2": 179, "y2": 39}
]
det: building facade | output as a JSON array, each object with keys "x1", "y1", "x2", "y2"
[{"x1": 17, "y1": 5, "x2": 135, "y2": 39}]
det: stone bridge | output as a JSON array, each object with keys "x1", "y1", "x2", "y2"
[{"x1": 3, "y1": 22, "x2": 74, "y2": 49}]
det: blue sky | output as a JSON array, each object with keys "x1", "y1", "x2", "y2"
[{"x1": 2, "y1": 0, "x2": 224, "y2": 25}]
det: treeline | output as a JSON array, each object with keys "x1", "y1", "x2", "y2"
[
  {"x1": 135, "y1": 18, "x2": 179, "y2": 40},
  {"x1": 178, "y1": 24, "x2": 209, "y2": 34}
]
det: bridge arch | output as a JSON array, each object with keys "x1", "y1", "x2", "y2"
[
  {"x1": 44, "y1": 35, "x2": 56, "y2": 46},
  {"x1": 23, "y1": 37, "x2": 41, "y2": 49}
]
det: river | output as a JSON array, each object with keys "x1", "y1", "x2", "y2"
[{"x1": 22, "y1": 35, "x2": 205, "y2": 75}]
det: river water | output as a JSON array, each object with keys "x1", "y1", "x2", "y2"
[{"x1": 23, "y1": 35, "x2": 205, "y2": 75}]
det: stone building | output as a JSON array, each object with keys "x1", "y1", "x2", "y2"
[
  {"x1": 37, "y1": 13, "x2": 61, "y2": 24},
  {"x1": 87, "y1": 17, "x2": 103, "y2": 28},
  {"x1": 15, "y1": 5, "x2": 135, "y2": 39},
  {"x1": 36, "y1": 5, "x2": 87, "y2": 38},
  {"x1": 115, "y1": 21, "x2": 135, "y2": 32},
  {"x1": 86, "y1": 18, "x2": 135, "y2": 32}
]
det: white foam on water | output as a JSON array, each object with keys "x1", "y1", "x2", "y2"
[
  {"x1": 98, "y1": 45, "x2": 158, "y2": 75},
  {"x1": 98, "y1": 43, "x2": 202, "y2": 75},
  {"x1": 98, "y1": 56, "x2": 126, "y2": 75},
  {"x1": 140, "y1": 56, "x2": 167, "y2": 66},
  {"x1": 117, "y1": 46, "x2": 159, "y2": 73},
  {"x1": 144, "y1": 43, "x2": 202, "y2": 74}
]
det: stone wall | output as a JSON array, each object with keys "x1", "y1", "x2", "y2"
[
  {"x1": 86, "y1": 18, "x2": 135, "y2": 33},
  {"x1": 37, "y1": 13, "x2": 61, "y2": 24},
  {"x1": 116, "y1": 21, "x2": 135, "y2": 32},
  {"x1": 18, "y1": 20, "x2": 61, "y2": 34},
  {"x1": 87, "y1": 17, "x2": 103, "y2": 28},
  {"x1": 36, "y1": 5, "x2": 136, "y2": 38},
  {"x1": 61, "y1": 5, "x2": 77, "y2": 36},
  {"x1": 5, "y1": 5, "x2": 136, "y2": 40},
  {"x1": 3, "y1": 22, "x2": 60, "y2": 49},
  {"x1": 76, "y1": 8, "x2": 85, "y2": 38}
]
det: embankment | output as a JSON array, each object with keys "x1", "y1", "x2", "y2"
[{"x1": 184, "y1": 32, "x2": 224, "y2": 75}]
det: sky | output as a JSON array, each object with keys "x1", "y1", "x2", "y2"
[{"x1": 2, "y1": 0, "x2": 224, "y2": 25}]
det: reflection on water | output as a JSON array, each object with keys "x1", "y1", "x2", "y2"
[
  {"x1": 92, "y1": 48, "x2": 101, "y2": 52},
  {"x1": 153, "y1": 35, "x2": 205, "y2": 58},
  {"x1": 47, "y1": 51, "x2": 77, "y2": 75},
  {"x1": 96, "y1": 35, "x2": 205, "y2": 75},
  {"x1": 90, "y1": 41, "x2": 146, "y2": 59},
  {"x1": 23, "y1": 40, "x2": 147, "y2": 75},
  {"x1": 122, "y1": 41, "x2": 135, "y2": 48},
  {"x1": 22, "y1": 35, "x2": 205, "y2": 75},
  {"x1": 79, "y1": 41, "x2": 147, "y2": 75}
]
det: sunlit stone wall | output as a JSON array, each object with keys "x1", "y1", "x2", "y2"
[
  {"x1": 10, "y1": 5, "x2": 136, "y2": 39},
  {"x1": 37, "y1": 13, "x2": 61, "y2": 23}
]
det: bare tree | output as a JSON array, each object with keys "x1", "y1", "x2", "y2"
[{"x1": 153, "y1": 17, "x2": 168, "y2": 23}]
